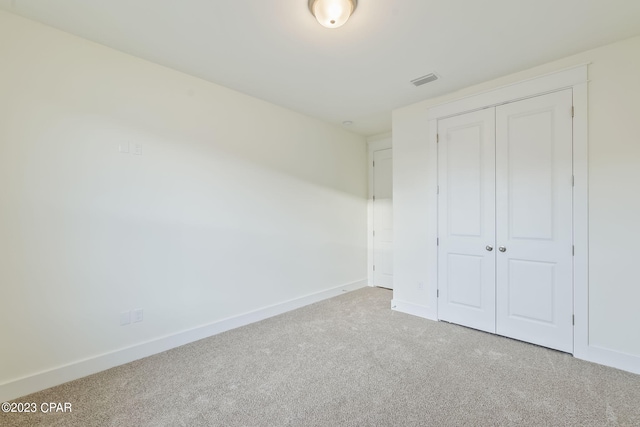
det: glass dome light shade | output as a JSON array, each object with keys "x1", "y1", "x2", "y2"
[{"x1": 309, "y1": 0, "x2": 357, "y2": 29}]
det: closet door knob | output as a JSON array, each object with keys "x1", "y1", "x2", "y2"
[
  {"x1": 486, "y1": 245, "x2": 493, "y2": 252},
  {"x1": 499, "y1": 246, "x2": 507, "y2": 252}
]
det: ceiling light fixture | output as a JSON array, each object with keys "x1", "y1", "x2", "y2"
[{"x1": 308, "y1": 0, "x2": 357, "y2": 29}]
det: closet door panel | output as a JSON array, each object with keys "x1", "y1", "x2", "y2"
[
  {"x1": 437, "y1": 109, "x2": 496, "y2": 333},
  {"x1": 495, "y1": 90, "x2": 573, "y2": 353}
]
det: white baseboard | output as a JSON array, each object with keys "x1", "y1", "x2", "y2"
[
  {"x1": 575, "y1": 345, "x2": 640, "y2": 375},
  {"x1": 0, "y1": 279, "x2": 367, "y2": 402},
  {"x1": 391, "y1": 298, "x2": 437, "y2": 321}
]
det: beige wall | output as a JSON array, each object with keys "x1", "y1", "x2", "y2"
[
  {"x1": 0, "y1": 10, "x2": 368, "y2": 389},
  {"x1": 393, "y1": 35, "x2": 640, "y2": 358}
]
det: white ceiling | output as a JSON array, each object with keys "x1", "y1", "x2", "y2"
[{"x1": 2, "y1": 1, "x2": 640, "y2": 136}]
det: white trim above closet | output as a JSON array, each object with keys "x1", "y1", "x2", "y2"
[{"x1": 426, "y1": 64, "x2": 589, "y2": 120}]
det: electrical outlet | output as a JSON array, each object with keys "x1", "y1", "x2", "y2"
[
  {"x1": 132, "y1": 309, "x2": 144, "y2": 323},
  {"x1": 132, "y1": 143, "x2": 142, "y2": 155},
  {"x1": 120, "y1": 311, "x2": 131, "y2": 326}
]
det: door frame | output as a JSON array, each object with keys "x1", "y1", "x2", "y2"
[
  {"x1": 367, "y1": 133, "x2": 393, "y2": 287},
  {"x1": 424, "y1": 65, "x2": 588, "y2": 357}
]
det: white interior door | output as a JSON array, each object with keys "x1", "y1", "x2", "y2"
[
  {"x1": 373, "y1": 149, "x2": 393, "y2": 289},
  {"x1": 495, "y1": 90, "x2": 574, "y2": 353},
  {"x1": 437, "y1": 109, "x2": 496, "y2": 333}
]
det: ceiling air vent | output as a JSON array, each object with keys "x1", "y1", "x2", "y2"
[{"x1": 410, "y1": 73, "x2": 439, "y2": 87}]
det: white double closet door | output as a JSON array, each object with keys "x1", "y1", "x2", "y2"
[{"x1": 437, "y1": 90, "x2": 574, "y2": 353}]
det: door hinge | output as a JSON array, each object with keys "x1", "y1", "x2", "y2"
[
  {"x1": 571, "y1": 106, "x2": 575, "y2": 118},
  {"x1": 572, "y1": 314, "x2": 575, "y2": 325},
  {"x1": 373, "y1": 230, "x2": 376, "y2": 237},
  {"x1": 373, "y1": 195, "x2": 376, "y2": 202},
  {"x1": 437, "y1": 289, "x2": 440, "y2": 298},
  {"x1": 437, "y1": 237, "x2": 439, "y2": 246},
  {"x1": 373, "y1": 265, "x2": 376, "y2": 271},
  {"x1": 373, "y1": 161, "x2": 375, "y2": 167},
  {"x1": 437, "y1": 185, "x2": 440, "y2": 195},
  {"x1": 573, "y1": 245, "x2": 575, "y2": 256},
  {"x1": 572, "y1": 175, "x2": 575, "y2": 187},
  {"x1": 436, "y1": 133, "x2": 439, "y2": 143}
]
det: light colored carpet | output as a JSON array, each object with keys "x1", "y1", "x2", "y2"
[{"x1": 3, "y1": 287, "x2": 640, "y2": 426}]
